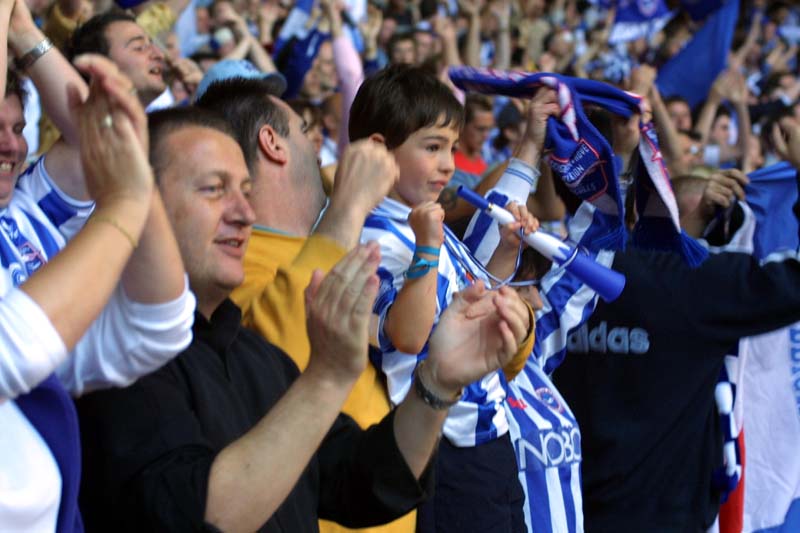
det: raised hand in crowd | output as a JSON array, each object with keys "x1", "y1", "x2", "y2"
[
  {"x1": 772, "y1": 116, "x2": 800, "y2": 170},
  {"x1": 257, "y1": 0, "x2": 280, "y2": 48},
  {"x1": 168, "y1": 56, "x2": 204, "y2": 99},
  {"x1": 459, "y1": 0, "x2": 482, "y2": 67},
  {"x1": 24, "y1": 54, "x2": 154, "y2": 350},
  {"x1": 515, "y1": 87, "x2": 560, "y2": 166},
  {"x1": 419, "y1": 282, "x2": 530, "y2": 401},
  {"x1": 630, "y1": 64, "x2": 656, "y2": 99},
  {"x1": 701, "y1": 169, "x2": 749, "y2": 213},
  {"x1": 69, "y1": 55, "x2": 152, "y2": 203},
  {"x1": 490, "y1": 0, "x2": 512, "y2": 69},
  {"x1": 486, "y1": 200, "x2": 539, "y2": 280},
  {"x1": 0, "y1": 0, "x2": 12, "y2": 97},
  {"x1": 360, "y1": 2, "x2": 383, "y2": 61},
  {"x1": 319, "y1": 0, "x2": 343, "y2": 36},
  {"x1": 677, "y1": 169, "x2": 749, "y2": 239},
  {"x1": 316, "y1": 139, "x2": 399, "y2": 250},
  {"x1": 216, "y1": 1, "x2": 275, "y2": 72},
  {"x1": 394, "y1": 280, "x2": 532, "y2": 474}
]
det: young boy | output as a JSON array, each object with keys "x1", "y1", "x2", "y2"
[{"x1": 350, "y1": 64, "x2": 544, "y2": 533}]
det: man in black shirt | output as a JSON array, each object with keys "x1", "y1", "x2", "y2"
[{"x1": 77, "y1": 107, "x2": 533, "y2": 532}]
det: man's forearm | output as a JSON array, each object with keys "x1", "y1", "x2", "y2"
[
  {"x1": 11, "y1": 25, "x2": 88, "y2": 146},
  {"x1": 392, "y1": 374, "x2": 449, "y2": 478},
  {"x1": 314, "y1": 199, "x2": 368, "y2": 251},
  {"x1": 122, "y1": 191, "x2": 186, "y2": 303},
  {"x1": 205, "y1": 366, "x2": 356, "y2": 532}
]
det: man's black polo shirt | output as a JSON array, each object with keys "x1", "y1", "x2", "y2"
[{"x1": 77, "y1": 299, "x2": 432, "y2": 532}]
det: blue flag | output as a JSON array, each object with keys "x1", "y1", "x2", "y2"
[
  {"x1": 746, "y1": 161, "x2": 799, "y2": 259},
  {"x1": 656, "y1": 0, "x2": 739, "y2": 109}
]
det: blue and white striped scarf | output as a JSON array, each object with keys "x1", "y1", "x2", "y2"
[{"x1": 448, "y1": 66, "x2": 708, "y2": 267}]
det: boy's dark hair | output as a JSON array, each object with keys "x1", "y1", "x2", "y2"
[
  {"x1": 349, "y1": 64, "x2": 464, "y2": 149},
  {"x1": 195, "y1": 78, "x2": 290, "y2": 170},
  {"x1": 68, "y1": 10, "x2": 137, "y2": 61},
  {"x1": 147, "y1": 106, "x2": 235, "y2": 179},
  {"x1": 5, "y1": 69, "x2": 28, "y2": 109}
]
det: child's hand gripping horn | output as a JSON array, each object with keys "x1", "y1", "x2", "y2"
[{"x1": 457, "y1": 186, "x2": 626, "y2": 302}]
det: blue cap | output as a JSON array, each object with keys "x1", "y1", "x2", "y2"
[{"x1": 195, "y1": 59, "x2": 287, "y2": 101}]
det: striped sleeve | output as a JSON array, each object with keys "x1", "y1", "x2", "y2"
[
  {"x1": 464, "y1": 158, "x2": 540, "y2": 264},
  {"x1": 15, "y1": 156, "x2": 94, "y2": 242}
]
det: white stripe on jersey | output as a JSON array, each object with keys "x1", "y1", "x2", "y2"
[
  {"x1": 506, "y1": 363, "x2": 582, "y2": 533},
  {"x1": 546, "y1": 467, "x2": 569, "y2": 533}
]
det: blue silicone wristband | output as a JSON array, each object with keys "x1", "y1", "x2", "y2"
[{"x1": 415, "y1": 245, "x2": 441, "y2": 256}]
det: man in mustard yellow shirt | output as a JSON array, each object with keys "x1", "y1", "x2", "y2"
[{"x1": 195, "y1": 63, "x2": 415, "y2": 533}]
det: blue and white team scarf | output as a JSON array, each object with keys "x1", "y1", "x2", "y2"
[{"x1": 448, "y1": 66, "x2": 708, "y2": 266}]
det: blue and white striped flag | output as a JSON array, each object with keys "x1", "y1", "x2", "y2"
[{"x1": 738, "y1": 161, "x2": 800, "y2": 532}]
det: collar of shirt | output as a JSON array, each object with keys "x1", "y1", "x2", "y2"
[
  {"x1": 253, "y1": 197, "x2": 330, "y2": 236},
  {"x1": 372, "y1": 197, "x2": 411, "y2": 221},
  {"x1": 195, "y1": 299, "x2": 242, "y2": 356}
]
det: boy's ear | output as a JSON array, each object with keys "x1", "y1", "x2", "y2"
[
  {"x1": 257, "y1": 124, "x2": 289, "y2": 165},
  {"x1": 368, "y1": 133, "x2": 386, "y2": 146}
]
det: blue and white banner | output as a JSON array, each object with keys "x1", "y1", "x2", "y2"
[{"x1": 738, "y1": 162, "x2": 800, "y2": 532}]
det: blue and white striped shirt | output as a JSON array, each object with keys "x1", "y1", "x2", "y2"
[
  {"x1": 0, "y1": 156, "x2": 94, "y2": 294},
  {"x1": 468, "y1": 178, "x2": 617, "y2": 532},
  {"x1": 362, "y1": 159, "x2": 538, "y2": 447}
]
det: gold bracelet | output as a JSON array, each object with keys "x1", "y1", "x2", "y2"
[{"x1": 91, "y1": 215, "x2": 138, "y2": 249}]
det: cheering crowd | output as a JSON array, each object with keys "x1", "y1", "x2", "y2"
[{"x1": 1, "y1": 0, "x2": 800, "y2": 532}]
